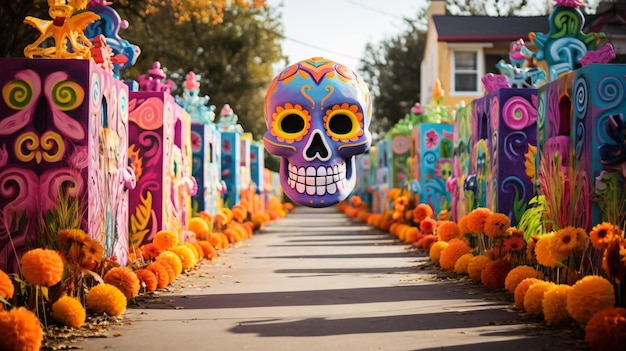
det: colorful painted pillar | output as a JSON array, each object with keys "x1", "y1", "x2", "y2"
[
  {"x1": 413, "y1": 123, "x2": 454, "y2": 215},
  {"x1": 472, "y1": 88, "x2": 538, "y2": 225},
  {"x1": 385, "y1": 125, "x2": 413, "y2": 189},
  {"x1": 0, "y1": 57, "x2": 131, "y2": 272},
  {"x1": 127, "y1": 62, "x2": 187, "y2": 248},
  {"x1": 451, "y1": 102, "x2": 474, "y2": 221},
  {"x1": 373, "y1": 139, "x2": 390, "y2": 213},
  {"x1": 538, "y1": 64, "x2": 626, "y2": 229},
  {"x1": 176, "y1": 72, "x2": 221, "y2": 215}
]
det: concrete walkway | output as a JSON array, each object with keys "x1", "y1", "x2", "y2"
[{"x1": 75, "y1": 206, "x2": 586, "y2": 351}]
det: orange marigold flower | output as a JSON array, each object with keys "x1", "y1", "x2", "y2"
[
  {"x1": 484, "y1": 213, "x2": 510, "y2": 238},
  {"x1": 503, "y1": 235, "x2": 526, "y2": 252},
  {"x1": 467, "y1": 255, "x2": 491, "y2": 281},
  {"x1": 439, "y1": 239, "x2": 471, "y2": 271},
  {"x1": 589, "y1": 222, "x2": 618, "y2": 250},
  {"x1": 198, "y1": 241, "x2": 218, "y2": 260},
  {"x1": 429, "y1": 241, "x2": 448, "y2": 262},
  {"x1": 420, "y1": 217, "x2": 437, "y2": 234},
  {"x1": 523, "y1": 281, "x2": 556, "y2": 316},
  {"x1": 453, "y1": 253, "x2": 474, "y2": 275},
  {"x1": 508, "y1": 227, "x2": 524, "y2": 238},
  {"x1": 458, "y1": 215, "x2": 470, "y2": 235},
  {"x1": 168, "y1": 245, "x2": 196, "y2": 270},
  {"x1": 413, "y1": 204, "x2": 433, "y2": 224},
  {"x1": 134, "y1": 269, "x2": 158, "y2": 293},
  {"x1": 349, "y1": 195, "x2": 362, "y2": 207},
  {"x1": 86, "y1": 283, "x2": 127, "y2": 317},
  {"x1": 386, "y1": 188, "x2": 401, "y2": 201},
  {"x1": 187, "y1": 217, "x2": 210, "y2": 237},
  {"x1": 156, "y1": 251, "x2": 183, "y2": 276},
  {"x1": 504, "y1": 265, "x2": 541, "y2": 294},
  {"x1": 566, "y1": 275, "x2": 615, "y2": 323},
  {"x1": 103, "y1": 267, "x2": 140, "y2": 300},
  {"x1": 535, "y1": 233, "x2": 558, "y2": 267},
  {"x1": 0, "y1": 269, "x2": 14, "y2": 300},
  {"x1": 603, "y1": 237, "x2": 626, "y2": 283},
  {"x1": 80, "y1": 239, "x2": 104, "y2": 270},
  {"x1": 139, "y1": 243, "x2": 162, "y2": 261},
  {"x1": 146, "y1": 262, "x2": 169, "y2": 289},
  {"x1": 575, "y1": 227, "x2": 590, "y2": 252},
  {"x1": 480, "y1": 258, "x2": 511, "y2": 290},
  {"x1": 514, "y1": 278, "x2": 541, "y2": 310},
  {"x1": 585, "y1": 307, "x2": 626, "y2": 351},
  {"x1": 404, "y1": 227, "x2": 420, "y2": 243},
  {"x1": 526, "y1": 235, "x2": 539, "y2": 262},
  {"x1": 152, "y1": 230, "x2": 179, "y2": 251},
  {"x1": 21, "y1": 248, "x2": 64, "y2": 287},
  {"x1": 466, "y1": 208, "x2": 492, "y2": 234},
  {"x1": 52, "y1": 295, "x2": 86, "y2": 328},
  {"x1": 542, "y1": 284, "x2": 572, "y2": 327},
  {"x1": 550, "y1": 226, "x2": 579, "y2": 261},
  {"x1": 437, "y1": 221, "x2": 460, "y2": 242},
  {"x1": 414, "y1": 234, "x2": 438, "y2": 250},
  {"x1": 0, "y1": 306, "x2": 43, "y2": 351},
  {"x1": 57, "y1": 228, "x2": 89, "y2": 247}
]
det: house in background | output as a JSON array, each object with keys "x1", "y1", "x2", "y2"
[
  {"x1": 420, "y1": 0, "x2": 626, "y2": 109},
  {"x1": 420, "y1": 0, "x2": 549, "y2": 108}
]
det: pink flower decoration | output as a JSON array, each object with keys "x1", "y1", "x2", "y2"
[{"x1": 425, "y1": 129, "x2": 440, "y2": 149}]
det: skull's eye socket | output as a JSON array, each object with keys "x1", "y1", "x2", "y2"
[
  {"x1": 281, "y1": 114, "x2": 305, "y2": 134},
  {"x1": 324, "y1": 104, "x2": 363, "y2": 141},
  {"x1": 271, "y1": 105, "x2": 311, "y2": 143},
  {"x1": 328, "y1": 114, "x2": 353, "y2": 135}
]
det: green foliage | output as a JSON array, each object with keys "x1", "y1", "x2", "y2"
[
  {"x1": 358, "y1": 13, "x2": 426, "y2": 141},
  {"x1": 117, "y1": 4, "x2": 286, "y2": 140}
]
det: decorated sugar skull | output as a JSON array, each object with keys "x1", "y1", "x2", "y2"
[{"x1": 264, "y1": 57, "x2": 372, "y2": 207}]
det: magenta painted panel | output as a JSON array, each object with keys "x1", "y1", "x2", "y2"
[{"x1": 0, "y1": 58, "x2": 130, "y2": 273}]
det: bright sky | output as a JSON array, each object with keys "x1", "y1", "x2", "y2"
[{"x1": 267, "y1": 0, "x2": 428, "y2": 73}]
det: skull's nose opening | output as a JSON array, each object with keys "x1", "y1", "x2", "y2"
[{"x1": 305, "y1": 132, "x2": 329, "y2": 160}]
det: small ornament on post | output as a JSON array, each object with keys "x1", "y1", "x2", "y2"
[{"x1": 23, "y1": 0, "x2": 100, "y2": 59}]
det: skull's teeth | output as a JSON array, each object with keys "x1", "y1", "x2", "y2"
[{"x1": 288, "y1": 163, "x2": 346, "y2": 195}]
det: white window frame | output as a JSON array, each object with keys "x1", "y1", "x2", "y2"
[{"x1": 448, "y1": 43, "x2": 492, "y2": 96}]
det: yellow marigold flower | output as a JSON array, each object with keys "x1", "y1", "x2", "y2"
[
  {"x1": 0, "y1": 269, "x2": 14, "y2": 300},
  {"x1": 185, "y1": 242, "x2": 201, "y2": 261},
  {"x1": 466, "y1": 208, "x2": 492, "y2": 234},
  {"x1": 187, "y1": 217, "x2": 210, "y2": 237},
  {"x1": 483, "y1": 213, "x2": 510, "y2": 238},
  {"x1": 146, "y1": 262, "x2": 169, "y2": 289},
  {"x1": 152, "y1": 230, "x2": 179, "y2": 251},
  {"x1": 504, "y1": 265, "x2": 541, "y2": 294},
  {"x1": 523, "y1": 281, "x2": 555, "y2": 316},
  {"x1": 157, "y1": 251, "x2": 183, "y2": 276},
  {"x1": 437, "y1": 221, "x2": 460, "y2": 242},
  {"x1": 86, "y1": 283, "x2": 127, "y2": 317},
  {"x1": 157, "y1": 259, "x2": 176, "y2": 284},
  {"x1": 439, "y1": 239, "x2": 471, "y2": 271},
  {"x1": 542, "y1": 284, "x2": 572, "y2": 327},
  {"x1": 453, "y1": 253, "x2": 474, "y2": 275},
  {"x1": 514, "y1": 278, "x2": 541, "y2": 311},
  {"x1": 585, "y1": 307, "x2": 626, "y2": 351},
  {"x1": 21, "y1": 248, "x2": 64, "y2": 287},
  {"x1": 467, "y1": 255, "x2": 491, "y2": 281},
  {"x1": 429, "y1": 241, "x2": 448, "y2": 262},
  {"x1": 0, "y1": 306, "x2": 43, "y2": 351},
  {"x1": 57, "y1": 228, "x2": 89, "y2": 247},
  {"x1": 535, "y1": 232, "x2": 558, "y2": 267},
  {"x1": 480, "y1": 258, "x2": 511, "y2": 290},
  {"x1": 103, "y1": 267, "x2": 140, "y2": 300},
  {"x1": 589, "y1": 222, "x2": 618, "y2": 250},
  {"x1": 52, "y1": 296, "x2": 86, "y2": 328},
  {"x1": 566, "y1": 275, "x2": 615, "y2": 323},
  {"x1": 168, "y1": 245, "x2": 196, "y2": 270},
  {"x1": 134, "y1": 269, "x2": 157, "y2": 293},
  {"x1": 550, "y1": 226, "x2": 578, "y2": 261}
]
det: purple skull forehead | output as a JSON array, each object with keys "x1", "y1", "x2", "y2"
[{"x1": 263, "y1": 57, "x2": 372, "y2": 207}]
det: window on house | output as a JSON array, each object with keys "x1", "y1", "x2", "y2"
[
  {"x1": 453, "y1": 51, "x2": 478, "y2": 92},
  {"x1": 485, "y1": 53, "x2": 506, "y2": 75}
]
